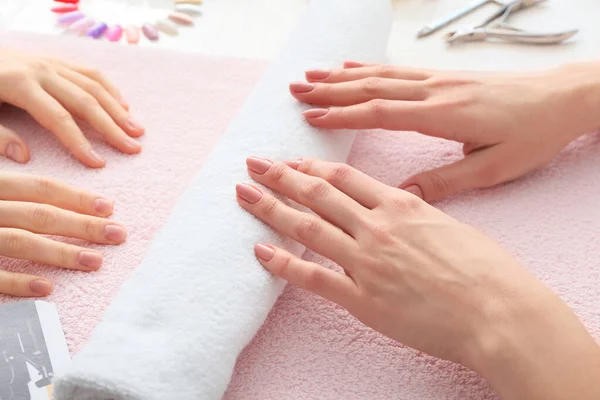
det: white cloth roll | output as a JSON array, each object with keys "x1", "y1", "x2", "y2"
[{"x1": 54, "y1": 1, "x2": 393, "y2": 399}]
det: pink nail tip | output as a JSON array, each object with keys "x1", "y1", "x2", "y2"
[
  {"x1": 125, "y1": 25, "x2": 140, "y2": 44},
  {"x1": 57, "y1": 11, "x2": 85, "y2": 25},
  {"x1": 142, "y1": 23, "x2": 159, "y2": 41},
  {"x1": 106, "y1": 25, "x2": 123, "y2": 42}
]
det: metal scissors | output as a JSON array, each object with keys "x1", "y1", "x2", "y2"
[{"x1": 417, "y1": 0, "x2": 578, "y2": 45}]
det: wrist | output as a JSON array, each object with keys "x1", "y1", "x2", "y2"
[{"x1": 465, "y1": 286, "x2": 600, "y2": 400}]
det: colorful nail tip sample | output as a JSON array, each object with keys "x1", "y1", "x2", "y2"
[
  {"x1": 55, "y1": 0, "x2": 79, "y2": 3},
  {"x1": 125, "y1": 25, "x2": 140, "y2": 44},
  {"x1": 168, "y1": 12, "x2": 194, "y2": 25},
  {"x1": 69, "y1": 17, "x2": 95, "y2": 33},
  {"x1": 175, "y1": 0, "x2": 203, "y2": 4},
  {"x1": 51, "y1": 4, "x2": 78, "y2": 13},
  {"x1": 87, "y1": 22, "x2": 108, "y2": 38},
  {"x1": 142, "y1": 24, "x2": 159, "y2": 41},
  {"x1": 156, "y1": 20, "x2": 179, "y2": 36},
  {"x1": 57, "y1": 11, "x2": 84, "y2": 24},
  {"x1": 106, "y1": 25, "x2": 123, "y2": 42}
]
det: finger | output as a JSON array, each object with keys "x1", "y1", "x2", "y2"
[
  {"x1": 236, "y1": 183, "x2": 360, "y2": 268},
  {"x1": 0, "y1": 202, "x2": 127, "y2": 245},
  {"x1": 305, "y1": 64, "x2": 432, "y2": 84},
  {"x1": 56, "y1": 66, "x2": 144, "y2": 137},
  {"x1": 0, "y1": 173, "x2": 114, "y2": 217},
  {"x1": 287, "y1": 159, "x2": 389, "y2": 209},
  {"x1": 42, "y1": 76, "x2": 141, "y2": 154},
  {"x1": 47, "y1": 58, "x2": 128, "y2": 109},
  {"x1": 0, "y1": 270, "x2": 54, "y2": 297},
  {"x1": 290, "y1": 77, "x2": 428, "y2": 106},
  {"x1": 246, "y1": 158, "x2": 366, "y2": 235},
  {"x1": 22, "y1": 86, "x2": 105, "y2": 168},
  {"x1": 0, "y1": 228, "x2": 104, "y2": 271},
  {"x1": 0, "y1": 123, "x2": 30, "y2": 163},
  {"x1": 399, "y1": 146, "x2": 509, "y2": 203},
  {"x1": 254, "y1": 243, "x2": 358, "y2": 307},
  {"x1": 302, "y1": 100, "x2": 433, "y2": 134}
]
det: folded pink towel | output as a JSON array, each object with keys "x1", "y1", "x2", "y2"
[{"x1": 0, "y1": 30, "x2": 598, "y2": 400}]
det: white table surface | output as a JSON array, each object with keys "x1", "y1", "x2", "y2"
[{"x1": 1, "y1": 0, "x2": 598, "y2": 70}]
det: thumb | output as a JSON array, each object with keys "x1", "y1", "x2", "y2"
[
  {"x1": 0, "y1": 123, "x2": 30, "y2": 163},
  {"x1": 400, "y1": 147, "x2": 507, "y2": 203}
]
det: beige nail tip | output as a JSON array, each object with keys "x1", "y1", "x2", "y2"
[
  {"x1": 169, "y1": 11, "x2": 194, "y2": 25},
  {"x1": 156, "y1": 20, "x2": 179, "y2": 35},
  {"x1": 175, "y1": 0, "x2": 203, "y2": 4}
]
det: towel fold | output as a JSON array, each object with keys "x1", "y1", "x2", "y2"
[{"x1": 53, "y1": 0, "x2": 393, "y2": 399}]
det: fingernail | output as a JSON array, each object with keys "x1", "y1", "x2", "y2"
[
  {"x1": 94, "y1": 198, "x2": 114, "y2": 215},
  {"x1": 303, "y1": 108, "x2": 329, "y2": 119},
  {"x1": 289, "y1": 82, "x2": 315, "y2": 93},
  {"x1": 5, "y1": 142, "x2": 25, "y2": 163},
  {"x1": 88, "y1": 149, "x2": 105, "y2": 164},
  {"x1": 78, "y1": 250, "x2": 103, "y2": 270},
  {"x1": 104, "y1": 224, "x2": 127, "y2": 242},
  {"x1": 119, "y1": 97, "x2": 129, "y2": 109},
  {"x1": 124, "y1": 136, "x2": 142, "y2": 151},
  {"x1": 246, "y1": 157, "x2": 273, "y2": 174},
  {"x1": 30, "y1": 279, "x2": 53, "y2": 296},
  {"x1": 285, "y1": 159, "x2": 301, "y2": 170},
  {"x1": 344, "y1": 61, "x2": 364, "y2": 68},
  {"x1": 127, "y1": 117, "x2": 144, "y2": 132},
  {"x1": 403, "y1": 185, "x2": 423, "y2": 199},
  {"x1": 255, "y1": 243, "x2": 275, "y2": 261},
  {"x1": 305, "y1": 69, "x2": 331, "y2": 81},
  {"x1": 236, "y1": 183, "x2": 263, "y2": 204}
]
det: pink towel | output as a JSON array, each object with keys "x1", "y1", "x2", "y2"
[{"x1": 0, "y1": 31, "x2": 598, "y2": 399}]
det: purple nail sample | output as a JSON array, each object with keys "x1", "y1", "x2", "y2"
[
  {"x1": 57, "y1": 11, "x2": 85, "y2": 25},
  {"x1": 142, "y1": 23, "x2": 159, "y2": 41},
  {"x1": 87, "y1": 22, "x2": 108, "y2": 38}
]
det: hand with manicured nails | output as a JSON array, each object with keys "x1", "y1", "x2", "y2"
[
  {"x1": 236, "y1": 157, "x2": 600, "y2": 400},
  {"x1": 0, "y1": 173, "x2": 126, "y2": 297},
  {"x1": 290, "y1": 61, "x2": 600, "y2": 202},
  {"x1": 0, "y1": 50, "x2": 144, "y2": 167}
]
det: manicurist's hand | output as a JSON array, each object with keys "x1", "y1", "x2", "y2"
[
  {"x1": 0, "y1": 173, "x2": 127, "y2": 297},
  {"x1": 236, "y1": 157, "x2": 600, "y2": 400},
  {"x1": 290, "y1": 61, "x2": 600, "y2": 202},
  {"x1": 0, "y1": 50, "x2": 144, "y2": 167}
]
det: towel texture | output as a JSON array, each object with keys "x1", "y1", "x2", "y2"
[{"x1": 41, "y1": 0, "x2": 391, "y2": 399}]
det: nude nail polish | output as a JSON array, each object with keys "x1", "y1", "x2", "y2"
[
  {"x1": 88, "y1": 149, "x2": 105, "y2": 164},
  {"x1": 285, "y1": 159, "x2": 301, "y2": 170},
  {"x1": 246, "y1": 157, "x2": 272, "y2": 174},
  {"x1": 78, "y1": 251, "x2": 103, "y2": 270},
  {"x1": 127, "y1": 117, "x2": 144, "y2": 132},
  {"x1": 255, "y1": 244, "x2": 275, "y2": 261},
  {"x1": 94, "y1": 198, "x2": 114, "y2": 215},
  {"x1": 403, "y1": 185, "x2": 423, "y2": 199},
  {"x1": 104, "y1": 225, "x2": 127, "y2": 242},
  {"x1": 30, "y1": 279, "x2": 53, "y2": 296},
  {"x1": 305, "y1": 69, "x2": 331, "y2": 81},
  {"x1": 303, "y1": 108, "x2": 329, "y2": 118},
  {"x1": 5, "y1": 142, "x2": 25, "y2": 163},
  {"x1": 124, "y1": 136, "x2": 142, "y2": 151},
  {"x1": 236, "y1": 183, "x2": 263, "y2": 204},
  {"x1": 290, "y1": 82, "x2": 315, "y2": 93}
]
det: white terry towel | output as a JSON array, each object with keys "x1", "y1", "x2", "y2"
[{"x1": 54, "y1": 0, "x2": 393, "y2": 399}]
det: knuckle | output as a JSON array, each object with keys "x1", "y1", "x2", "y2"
[
  {"x1": 296, "y1": 159, "x2": 315, "y2": 174},
  {"x1": 48, "y1": 109, "x2": 73, "y2": 130},
  {"x1": 30, "y1": 206, "x2": 57, "y2": 230},
  {"x1": 303, "y1": 267, "x2": 328, "y2": 291},
  {"x1": 377, "y1": 65, "x2": 397, "y2": 78},
  {"x1": 59, "y1": 247, "x2": 71, "y2": 267},
  {"x1": 7, "y1": 277, "x2": 20, "y2": 296},
  {"x1": 83, "y1": 220, "x2": 99, "y2": 238},
  {"x1": 324, "y1": 163, "x2": 352, "y2": 186},
  {"x1": 2, "y1": 231, "x2": 26, "y2": 254},
  {"x1": 295, "y1": 217, "x2": 322, "y2": 241},
  {"x1": 261, "y1": 197, "x2": 280, "y2": 217},
  {"x1": 299, "y1": 178, "x2": 330, "y2": 201},
  {"x1": 275, "y1": 253, "x2": 293, "y2": 277},
  {"x1": 32, "y1": 60, "x2": 53, "y2": 75},
  {"x1": 360, "y1": 77, "x2": 383, "y2": 95},
  {"x1": 388, "y1": 194, "x2": 422, "y2": 212},
  {"x1": 78, "y1": 93, "x2": 99, "y2": 110},
  {"x1": 32, "y1": 177, "x2": 54, "y2": 198},
  {"x1": 367, "y1": 99, "x2": 391, "y2": 126},
  {"x1": 476, "y1": 161, "x2": 504, "y2": 187},
  {"x1": 268, "y1": 163, "x2": 287, "y2": 184},
  {"x1": 427, "y1": 171, "x2": 451, "y2": 197},
  {"x1": 366, "y1": 223, "x2": 394, "y2": 243},
  {"x1": 79, "y1": 191, "x2": 87, "y2": 211},
  {"x1": 84, "y1": 81, "x2": 104, "y2": 96}
]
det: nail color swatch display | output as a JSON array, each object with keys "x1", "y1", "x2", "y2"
[{"x1": 52, "y1": 0, "x2": 203, "y2": 43}]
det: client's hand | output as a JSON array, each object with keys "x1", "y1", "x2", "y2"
[
  {"x1": 290, "y1": 61, "x2": 600, "y2": 202},
  {"x1": 0, "y1": 172, "x2": 126, "y2": 297},
  {"x1": 236, "y1": 158, "x2": 600, "y2": 400},
  {"x1": 0, "y1": 49, "x2": 145, "y2": 168}
]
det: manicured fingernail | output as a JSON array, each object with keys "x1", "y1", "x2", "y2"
[
  {"x1": 5, "y1": 142, "x2": 25, "y2": 163},
  {"x1": 255, "y1": 243, "x2": 275, "y2": 261},
  {"x1": 305, "y1": 69, "x2": 331, "y2": 81},
  {"x1": 94, "y1": 198, "x2": 114, "y2": 215},
  {"x1": 104, "y1": 224, "x2": 127, "y2": 242},
  {"x1": 119, "y1": 97, "x2": 129, "y2": 109},
  {"x1": 78, "y1": 250, "x2": 103, "y2": 270},
  {"x1": 403, "y1": 185, "x2": 423, "y2": 199},
  {"x1": 289, "y1": 82, "x2": 315, "y2": 93},
  {"x1": 344, "y1": 61, "x2": 364, "y2": 68},
  {"x1": 285, "y1": 159, "x2": 301, "y2": 169},
  {"x1": 236, "y1": 183, "x2": 263, "y2": 204},
  {"x1": 127, "y1": 117, "x2": 144, "y2": 132},
  {"x1": 124, "y1": 136, "x2": 142, "y2": 151},
  {"x1": 303, "y1": 108, "x2": 329, "y2": 118},
  {"x1": 246, "y1": 157, "x2": 272, "y2": 174},
  {"x1": 88, "y1": 149, "x2": 105, "y2": 164},
  {"x1": 30, "y1": 279, "x2": 53, "y2": 296}
]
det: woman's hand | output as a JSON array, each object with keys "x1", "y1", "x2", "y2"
[
  {"x1": 290, "y1": 61, "x2": 600, "y2": 202},
  {"x1": 236, "y1": 157, "x2": 600, "y2": 400},
  {"x1": 0, "y1": 50, "x2": 144, "y2": 167},
  {"x1": 0, "y1": 172, "x2": 127, "y2": 297}
]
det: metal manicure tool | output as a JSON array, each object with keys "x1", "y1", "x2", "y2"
[{"x1": 417, "y1": 0, "x2": 578, "y2": 45}]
